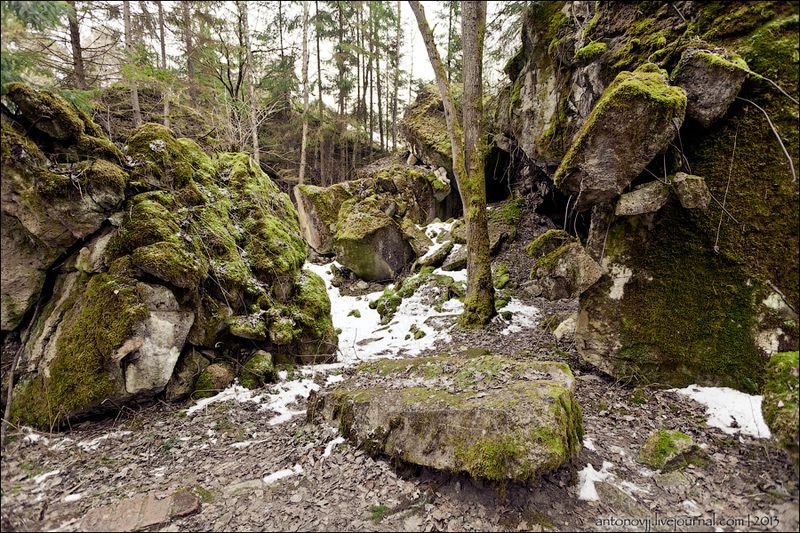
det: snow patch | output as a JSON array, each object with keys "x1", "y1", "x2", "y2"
[
  {"x1": 262, "y1": 464, "x2": 303, "y2": 485},
  {"x1": 33, "y1": 470, "x2": 60, "y2": 484},
  {"x1": 63, "y1": 493, "x2": 82, "y2": 503},
  {"x1": 497, "y1": 299, "x2": 540, "y2": 336},
  {"x1": 608, "y1": 264, "x2": 632, "y2": 300},
  {"x1": 185, "y1": 384, "x2": 262, "y2": 416},
  {"x1": 76, "y1": 431, "x2": 132, "y2": 451},
  {"x1": 576, "y1": 462, "x2": 614, "y2": 501},
  {"x1": 582, "y1": 437, "x2": 596, "y2": 451},
  {"x1": 261, "y1": 379, "x2": 320, "y2": 425},
  {"x1": 322, "y1": 437, "x2": 346, "y2": 458},
  {"x1": 671, "y1": 384, "x2": 771, "y2": 438}
]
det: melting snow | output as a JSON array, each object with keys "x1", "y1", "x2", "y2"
[
  {"x1": 262, "y1": 464, "x2": 303, "y2": 485},
  {"x1": 185, "y1": 385, "x2": 262, "y2": 416},
  {"x1": 260, "y1": 379, "x2": 320, "y2": 425},
  {"x1": 33, "y1": 470, "x2": 60, "y2": 484},
  {"x1": 496, "y1": 299, "x2": 540, "y2": 336},
  {"x1": 322, "y1": 436, "x2": 346, "y2": 458},
  {"x1": 63, "y1": 493, "x2": 82, "y2": 503},
  {"x1": 76, "y1": 431, "x2": 132, "y2": 451},
  {"x1": 671, "y1": 384, "x2": 771, "y2": 438},
  {"x1": 576, "y1": 462, "x2": 614, "y2": 501},
  {"x1": 582, "y1": 437, "x2": 597, "y2": 451}
]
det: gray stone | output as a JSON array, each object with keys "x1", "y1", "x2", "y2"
[
  {"x1": 81, "y1": 491, "x2": 200, "y2": 532},
  {"x1": 165, "y1": 349, "x2": 210, "y2": 401},
  {"x1": 673, "y1": 172, "x2": 711, "y2": 209},
  {"x1": 554, "y1": 64, "x2": 686, "y2": 210},
  {"x1": 671, "y1": 47, "x2": 748, "y2": 128},
  {"x1": 615, "y1": 181, "x2": 670, "y2": 216},
  {"x1": 530, "y1": 242, "x2": 603, "y2": 300},
  {"x1": 308, "y1": 353, "x2": 583, "y2": 482}
]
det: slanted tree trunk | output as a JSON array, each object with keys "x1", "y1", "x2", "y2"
[
  {"x1": 157, "y1": 0, "x2": 170, "y2": 128},
  {"x1": 67, "y1": 1, "x2": 86, "y2": 90},
  {"x1": 299, "y1": 1, "x2": 310, "y2": 184},
  {"x1": 239, "y1": 1, "x2": 259, "y2": 164},
  {"x1": 123, "y1": 0, "x2": 142, "y2": 127},
  {"x1": 409, "y1": 0, "x2": 494, "y2": 326}
]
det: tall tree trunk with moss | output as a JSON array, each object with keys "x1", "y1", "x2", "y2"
[
  {"x1": 299, "y1": 1, "x2": 310, "y2": 184},
  {"x1": 409, "y1": 0, "x2": 494, "y2": 326},
  {"x1": 67, "y1": 1, "x2": 86, "y2": 90},
  {"x1": 157, "y1": 0, "x2": 170, "y2": 129},
  {"x1": 123, "y1": 0, "x2": 142, "y2": 127},
  {"x1": 239, "y1": 1, "x2": 259, "y2": 164},
  {"x1": 460, "y1": 0, "x2": 494, "y2": 325},
  {"x1": 376, "y1": 6, "x2": 384, "y2": 152}
]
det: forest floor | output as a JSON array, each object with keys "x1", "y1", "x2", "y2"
[{"x1": 2, "y1": 210, "x2": 798, "y2": 533}]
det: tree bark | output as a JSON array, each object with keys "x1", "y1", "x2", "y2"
[
  {"x1": 239, "y1": 0, "x2": 259, "y2": 164},
  {"x1": 368, "y1": 1, "x2": 374, "y2": 154},
  {"x1": 123, "y1": 0, "x2": 142, "y2": 127},
  {"x1": 157, "y1": 0, "x2": 170, "y2": 128},
  {"x1": 182, "y1": 1, "x2": 196, "y2": 105},
  {"x1": 460, "y1": 0, "x2": 494, "y2": 325},
  {"x1": 392, "y1": 0, "x2": 400, "y2": 150},
  {"x1": 409, "y1": 0, "x2": 494, "y2": 326},
  {"x1": 376, "y1": 6, "x2": 384, "y2": 152},
  {"x1": 67, "y1": 1, "x2": 86, "y2": 90},
  {"x1": 315, "y1": 0, "x2": 324, "y2": 184},
  {"x1": 299, "y1": 1, "x2": 310, "y2": 184}
]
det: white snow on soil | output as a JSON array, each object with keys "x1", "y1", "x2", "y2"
[
  {"x1": 582, "y1": 437, "x2": 597, "y2": 451},
  {"x1": 262, "y1": 464, "x2": 303, "y2": 485},
  {"x1": 671, "y1": 384, "x2": 771, "y2": 438},
  {"x1": 496, "y1": 299, "x2": 541, "y2": 336},
  {"x1": 185, "y1": 385, "x2": 262, "y2": 416},
  {"x1": 322, "y1": 436, "x2": 346, "y2": 458},
  {"x1": 260, "y1": 379, "x2": 321, "y2": 425},
  {"x1": 576, "y1": 462, "x2": 614, "y2": 501},
  {"x1": 76, "y1": 431, "x2": 132, "y2": 452},
  {"x1": 33, "y1": 470, "x2": 60, "y2": 484}
]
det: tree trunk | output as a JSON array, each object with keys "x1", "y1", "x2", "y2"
[
  {"x1": 409, "y1": 0, "x2": 494, "y2": 326},
  {"x1": 447, "y1": 1, "x2": 453, "y2": 83},
  {"x1": 123, "y1": 0, "x2": 142, "y2": 127},
  {"x1": 460, "y1": 0, "x2": 494, "y2": 325},
  {"x1": 392, "y1": 0, "x2": 400, "y2": 150},
  {"x1": 67, "y1": 1, "x2": 86, "y2": 90},
  {"x1": 376, "y1": 11, "x2": 384, "y2": 152},
  {"x1": 239, "y1": 1, "x2": 259, "y2": 164},
  {"x1": 337, "y1": 1, "x2": 345, "y2": 117},
  {"x1": 157, "y1": 0, "x2": 170, "y2": 129},
  {"x1": 368, "y1": 2, "x2": 374, "y2": 154},
  {"x1": 182, "y1": 1, "x2": 196, "y2": 105},
  {"x1": 315, "y1": 0, "x2": 324, "y2": 184},
  {"x1": 299, "y1": 1, "x2": 310, "y2": 184}
]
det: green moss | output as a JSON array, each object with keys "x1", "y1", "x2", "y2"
[
  {"x1": 554, "y1": 64, "x2": 686, "y2": 189},
  {"x1": 192, "y1": 370, "x2": 216, "y2": 400},
  {"x1": 400, "y1": 86, "x2": 452, "y2": 159},
  {"x1": 77, "y1": 159, "x2": 128, "y2": 191},
  {"x1": 454, "y1": 434, "x2": 529, "y2": 481},
  {"x1": 280, "y1": 270, "x2": 336, "y2": 353},
  {"x1": 493, "y1": 264, "x2": 510, "y2": 290},
  {"x1": 106, "y1": 196, "x2": 181, "y2": 260},
  {"x1": 4, "y1": 83, "x2": 84, "y2": 141},
  {"x1": 761, "y1": 351, "x2": 799, "y2": 467},
  {"x1": 574, "y1": 41, "x2": 607, "y2": 62},
  {"x1": 526, "y1": 229, "x2": 575, "y2": 258},
  {"x1": 126, "y1": 123, "x2": 209, "y2": 188},
  {"x1": 348, "y1": 309, "x2": 361, "y2": 318},
  {"x1": 74, "y1": 133, "x2": 123, "y2": 163},
  {"x1": 369, "y1": 269, "x2": 464, "y2": 323},
  {"x1": 130, "y1": 241, "x2": 206, "y2": 290},
  {"x1": 639, "y1": 429, "x2": 695, "y2": 470},
  {"x1": 10, "y1": 273, "x2": 148, "y2": 428},
  {"x1": 370, "y1": 504, "x2": 390, "y2": 523},
  {"x1": 1, "y1": 116, "x2": 46, "y2": 167},
  {"x1": 240, "y1": 351, "x2": 276, "y2": 389},
  {"x1": 489, "y1": 197, "x2": 524, "y2": 225},
  {"x1": 582, "y1": 9, "x2": 601, "y2": 40}
]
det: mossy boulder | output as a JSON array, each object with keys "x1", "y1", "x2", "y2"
[
  {"x1": 639, "y1": 429, "x2": 705, "y2": 472},
  {"x1": 399, "y1": 85, "x2": 453, "y2": 173},
  {"x1": 529, "y1": 240, "x2": 603, "y2": 301},
  {"x1": 553, "y1": 63, "x2": 687, "y2": 210},
  {"x1": 334, "y1": 196, "x2": 415, "y2": 281},
  {"x1": 294, "y1": 182, "x2": 354, "y2": 254},
  {"x1": 165, "y1": 349, "x2": 210, "y2": 401},
  {"x1": 672, "y1": 172, "x2": 711, "y2": 209},
  {"x1": 671, "y1": 46, "x2": 748, "y2": 128},
  {"x1": 761, "y1": 351, "x2": 799, "y2": 469},
  {"x1": 308, "y1": 353, "x2": 583, "y2": 482},
  {"x1": 9, "y1": 275, "x2": 193, "y2": 427},
  {"x1": 126, "y1": 122, "x2": 214, "y2": 189},
  {"x1": 614, "y1": 181, "x2": 671, "y2": 216},
  {"x1": 287, "y1": 270, "x2": 338, "y2": 356},
  {"x1": 194, "y1": 363, "x2": 235, "y2": 399},
  {"x1": 240, "y1": 350, "x2": 277, "y2": 389}
]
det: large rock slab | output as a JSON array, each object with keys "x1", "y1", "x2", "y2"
[
  {"x1": 333, "y1": 196, "x2": 414, "y2": 281},
  {"x1": 399, "y1": 86, "x2": 453, "y2": 174},
  {"x1": 554, "y1": 64, "x2": 686, "y2": 210},
  {"x1": 308, "y1": 353, "x2": 583, "y2": 482},
  {"x1": 671, "y1": 47, "x2": 748, "y2": 128},
  {"x1": 82, "y1": 490, "x2": 200, "y2": 532},
  {"x1": 528, "y1": 232, "x2": 603, "y2": 300},
  {"x1": 294, "y1": 182, "x2": 354, "y2": 254},
  {"x1": 615, "y1": 181, "x2": 670, "y2": 216}
]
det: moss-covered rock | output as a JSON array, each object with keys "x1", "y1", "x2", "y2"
[
  {"x1": 4, "y1": 83, "x2": 86, "y2": 142},
  {"x1": 131, "y1": 241, "x2": 208, "y2": 291},
  {"x1": 529, "y1": 241, "x2": 603, "y2": 301},
  {"x1": 761, "y1": 351, "x2": 799, "y2": 469},
  {"x1": 240, "y1": 350, "x2": 277, "y2": 389},
  {"x1": 553, "y1": 63, "x2": 687, "y2": 210},
  {"x1": 193, "y1": 363, "x2": 235, "y2": 399},
  {"x1": 399, "y1": 85, "x2": 453, "y2": 173},
  {"x1": 287, "y1": 270, "x2": 338, "y2": 356},
  {"x1": 308, "y1": 353, "x2": 583, "y2": 482},
  {"x1": 639, "y1": 429, "x2": 704, "y2": 472},
  {"x1": 672, "y1": 172, "x2": 711, "y2": 209},
  {"x1": 614, "y1": 180, "x2": 671, "y2": 216},
  {"x1": 126, "y1": 123, "x2": 215, "y2": 189},
  {"x1": 294, "y1": 182, "x2": 354, "y2": 253},
  {"x1": 575, "y1": 41, "x2": 607, "y2": 63},
  {"x1": 334, "y1": 196, "x2": 414, "y2": 281}
]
